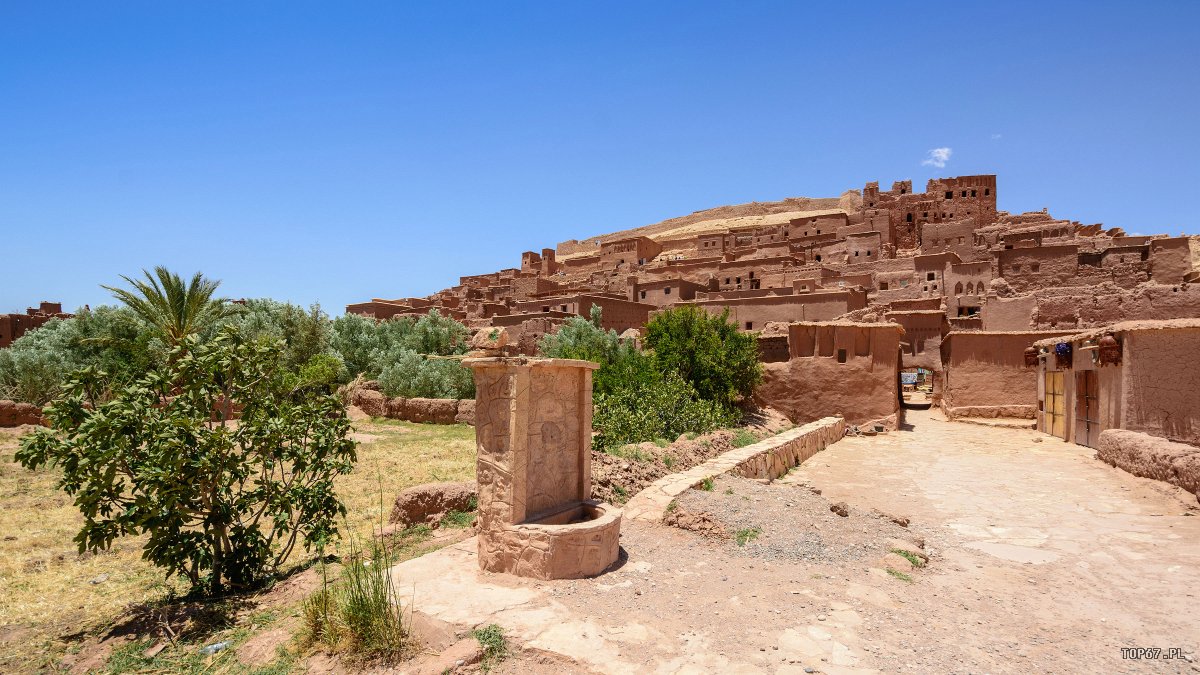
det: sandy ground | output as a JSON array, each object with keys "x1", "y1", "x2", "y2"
[{"x1": 391, "y1": 409, "x2": 1200, "y2": 674}]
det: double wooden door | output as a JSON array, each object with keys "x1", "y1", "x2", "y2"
[{"x1": 1074, "y1": 370, "x2": 1100, "y2": 448}]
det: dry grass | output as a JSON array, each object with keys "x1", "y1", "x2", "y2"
[{"x1": 0, "y1": 419, "x2": 476, "y2": 671}]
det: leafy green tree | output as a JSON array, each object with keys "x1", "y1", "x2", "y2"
[
  {"x1": 592, "y1": 370, "x2": 734, "y2": 452},
  {"x1": 330, "y1": 313, "x2": 379, "y2": 378},
  {"x1": 405, "y1": 309, "x2": 469, "y2": 356},
  {"x1": 103, "y1": 266, "x2": 236, "y2": 348},
  {"x1": 16, "y1": 327, "x2": 357, "y2": 595},
  {"x1": 643, "y1": 305, "x2": 762, "y2": 409},
  {"x1": 538, "y1": 306, "x2": 655, "y2": 396},
  {"x1": 226, "y1": 299, "x2": 333, "y2": 373}
]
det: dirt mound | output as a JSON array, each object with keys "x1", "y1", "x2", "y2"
[
  {"x1": 673, "y1": 475, "x2": 923, "y2": 566},
  {"x1": 390, "y1": 481, "x2": 477, "y2": 528}
]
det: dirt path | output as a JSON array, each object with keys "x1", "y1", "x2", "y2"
[{"x1": 392, "y1": 411, "x2": 1200, "y2": 674}]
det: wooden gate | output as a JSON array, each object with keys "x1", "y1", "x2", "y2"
[
  {"x1": 1043, "y1": 371, "x2": 1065, "y2": 439},
  {"x1": 1074, "y1": 370, "x2": 1100, "y2": 448}
]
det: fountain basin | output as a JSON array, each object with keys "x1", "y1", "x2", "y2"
[{"x1": 478, "y1": 500, "x2": 621, "y2": 579}]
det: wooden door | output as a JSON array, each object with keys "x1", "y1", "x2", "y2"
[
  {"x1": 1074, "y1": 370, "x2": 1100, "y2": 448},
  {"x1": 1044, "y1": 371, "x2": 1065, "y2": 439}
]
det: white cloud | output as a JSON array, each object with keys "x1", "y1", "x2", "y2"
[
  {"x1": 921, "y1": 147, "x2": 952, "y2": 168},
  {"x1": 990, "y1": 133, "x2": 1002, "y2": 140}
]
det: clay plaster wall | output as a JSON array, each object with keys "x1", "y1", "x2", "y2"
[
  {"x1": 754, "y1": 323, "x2": 901, "y2": 426},
  {"x1": 941, "y1": 331, "x2": 1067, "y2": 418},
  {"x1": 1122, "y1": 327, "x2": 1200, "y2": 446}
]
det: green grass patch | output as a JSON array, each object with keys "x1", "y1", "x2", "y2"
[
  {"x1": 700, "y1": 477, "x2": 714, "y2": 492},
  {"x1": 731, "y1": 429, "x2": 758, "y2": 448},
  {"x1": 609, "y1": 445, "x2": 653, "y2": 462},
  {"x1": 612, "y1": 485, "x2": 628, "y2": 504},
  {"x1": 665, "y1": 499, "x2": 678, "y2": 514},
  {"x1": 723, "y1": 487, "x2": 734, "y2": 495},
  {"x1": 886, "y1": 567, "x2": 913, "y2": 583},
  {"x1": 662, "y1": 455, "x2": 675, "y2": 469},
  {"x1": 735, "y1": 527, "x2": 762, "y2": 547},
  {"x1": 890, "y1": 548, "x2": 925, "y2": 568},
  {"x1": 652, "y1": 437, "x2": 670, "y2": 448},
  {"x1": 439, "y1": 496, "x2": 478, "y2": 529},
  {"x1": 473, "y1": 624, "x2": 509, "y2": 672}
]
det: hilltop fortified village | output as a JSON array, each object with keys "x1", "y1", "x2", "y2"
[{"x1": 347, "y1": 173, "x2": 1200, "y2": 441}]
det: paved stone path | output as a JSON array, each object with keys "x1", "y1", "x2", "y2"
[{"x1": 393, "y1": 410, "x2": 1200, "y2": 674}]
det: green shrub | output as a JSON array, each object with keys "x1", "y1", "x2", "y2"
[
  {"x1": 376, "y1": 351, "x2": 474, "y2": 399},
  {"x1": 17, "y1": 327, "x2": 357, "y2": 595},
  {"x1": 643, "y1": 305, "x2": 762, "y2": 408},
  {"x1": 735, "y1": 526, "x2": 762, "y2": 546},
  {"x1": 226, "y1": 299, "x2": 333, "y2": 374},
  {"x1": 538, "y1": 306, "x2": 654, "y2": 396},
  {"x1": 592, "y1": 371, "x2": 734, "y2": 452},
  {"x1": 0, "y1": 319, "x2": 77, "y2": 405}
]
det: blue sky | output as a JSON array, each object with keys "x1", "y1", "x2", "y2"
[{"x1": 2, "y1": 1, "x2": 1198, "y2": 314}]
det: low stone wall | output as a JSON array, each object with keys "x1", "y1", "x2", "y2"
[
  {"x1": 352, "y1": 389, "x2": 475, "y2": 426},
  {"x1": 624, "y1": 416, "x2": 846, "y2": 522},
  {"x1": 1097, "y1": 429, "x2": 1200, "y2": 501},
  {"x1": 0, "y1": 400, "x2": 44, "y2": 427},
  {"x1": 944, "y1": 404, "x2": 1037, "y2": 420}
]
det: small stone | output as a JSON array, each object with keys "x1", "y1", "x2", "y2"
[
  {"x1": 830, "y1": 502, "x2": 850, "y2": 517},
  {"x1": 89, "y1": 574, "x2": 109, "y2": 585},
  {"x1": 817, "y1": 614, "x2": 827, "y2": 621},
  {"x1": 456, "y1": 659, "x2": 465, "y2": 667}
]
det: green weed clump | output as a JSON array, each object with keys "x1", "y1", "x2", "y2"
[
  {"x1": 473, "y1": 623, "x2": 509, "y2": 672},
  {"x1": 302, "y1": 537, "x2": 414, "y2": 661},
  {"x1": 735, "y1": 527, "x2": 762, "y2": 547}
]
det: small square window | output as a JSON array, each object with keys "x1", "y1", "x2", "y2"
[
  {"x1": 664, "y1": 287, "x2": 671, "y2": 295},
  {"x1": 880, "y1": 282, "x2": 889, "y2": 290},
  {"x1": 745, "y1": 321, "x2": 753, "y2": 330},
  {"x1": 836, "y1": 349, "x2": 847, "y2": 363},
  {"x1": 1031, "y1": 263, "x2": 1040, "y2": 273},
  {"x1": 927, "y1": 272, "x2": 936, "y2": 281},
  {"x1": 945, "y1": 191, "x2": 953, "y2": 199}
]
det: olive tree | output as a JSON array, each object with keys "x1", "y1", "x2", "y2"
[{"x1": 17, "y1": 327, "x2": 357, "y2": 595}]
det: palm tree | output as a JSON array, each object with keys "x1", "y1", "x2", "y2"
[{"x1": 103, "y1": 267, "x2": 236, "y2": 347}]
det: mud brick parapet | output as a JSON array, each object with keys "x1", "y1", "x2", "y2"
[
  {"x1": 350, "y1": 387, "x2": 475, "y2": 425},
  {"x1": 1097, "y1": 429, "x2": 1200, "y2": 502},
  {"x1": 623, "y1": 416, "x2": 846, "y2": 522},
  {"x1": 0, "y1": 400, "x2": 45, "y2": 427}
]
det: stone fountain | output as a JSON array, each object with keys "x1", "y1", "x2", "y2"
[{"x1": 462, "y1": 356, "x2": 621, "y2": 579}]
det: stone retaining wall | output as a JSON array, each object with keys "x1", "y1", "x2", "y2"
[
  {"x1": 624, "y1": 416, "x2": 846, "y2": 522},
  {"x1": 0, "y1": 400, "x2": 44, "y2": 427},
  {"x1": 352, "y1": 389, "x2": 475, "y2": 426},
  {"x1": 1097, "y1": 429, "x2": 1200, "y2": 501},
  {"x1": 943, "y1": 404, "x2": 1036, "y2": 420}
]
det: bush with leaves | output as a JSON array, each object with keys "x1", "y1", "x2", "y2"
[
  {"x1": 538, "y1": 306, "x2": 656, "y2": 396},
  {"x1": 376, "y1": 350, "x2": 474, "y2": 399},
  {"x1": 16, "y1": 327, "x2": 357, "y2": 595},
  {"x1": 592, "y1": 370, "x2": 735, "y2": 452},
  {"x1": 0, "y1": 318, "x2": 78, "y2": 405},
  {"x1": 225, "y1": 298, "x2": 335, "y2": 374},
  {"x1": 643, "y1": 305, "x2": 762, "y2": 409}
]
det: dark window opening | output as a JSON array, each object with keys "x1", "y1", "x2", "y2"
[
  {"x1": 906, "y1": 213, "x2": 913, "y2": 222},
  {"x1": 880, "y1": 281, "x2": 889, "y2": 290},
  {"x1": 745, "y1": 321, "x2": 754, "y2": 330},
  {"x1": 836, "y1": 349, "x2": 847, "y2": 363},
  {"x1": 971, "y1": 189, "x2": 977, "y2": 197},
  {"x1": 664, "y1": 287, "x2": 671, "y2": 295},
  {"x1": 542, "y1": 306, "x2": 550, "y2": 312},
  {"x1": 815, "y1": 254, "x2": 822, "y2": 262},
  {"x1": 926, "y1": 272, "x2": 936, "y2": 281},
  {"x1": 984, "y1": 188, "x2": 990, "y2": 196},
  {"x1": 945, "y1": 191, "x2": 953, "y2": 199},
  {"x1": 640, "y1": 291, "x2": 647, "y2": 299},
  {"x1": 961, "y1": 190, "x2": 968, "y2": 197},
  {"x1": 1031, "y1": 263, "x2": 1041, "y2": 273}
]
